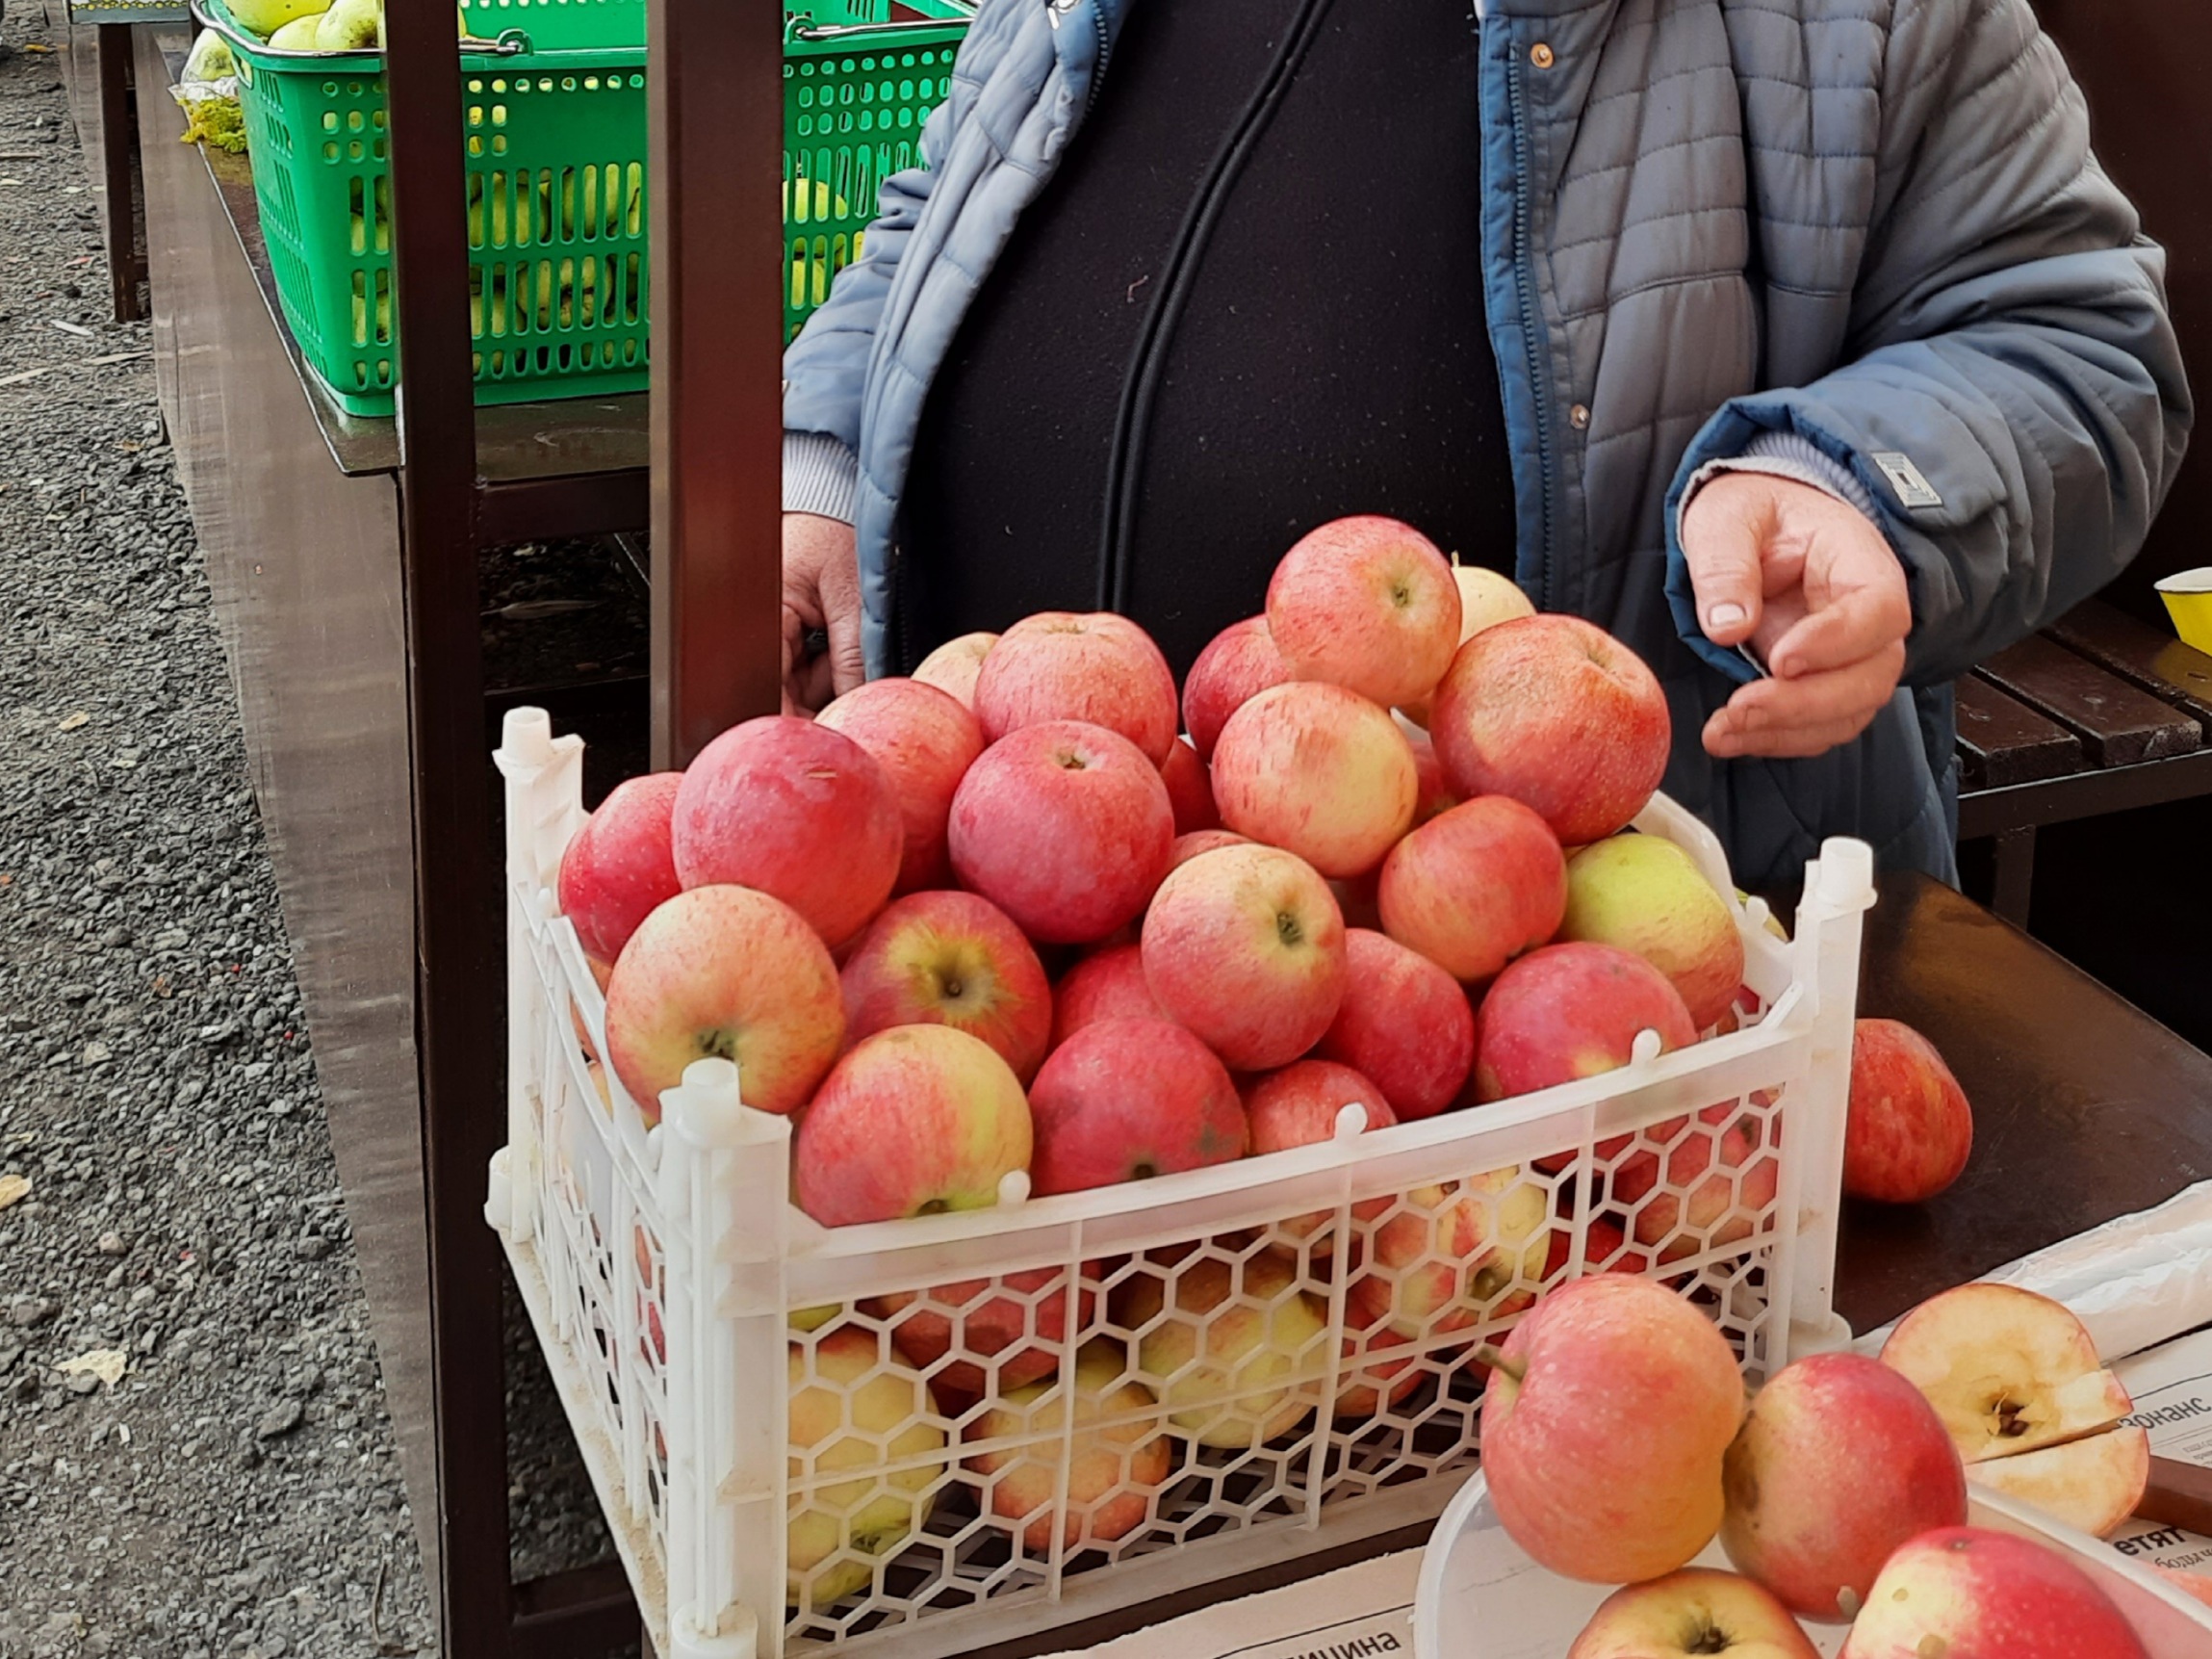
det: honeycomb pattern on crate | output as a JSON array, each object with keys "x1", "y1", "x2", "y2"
[{"x1": 769, "y1": 1082, "x2": 1797, "y2": 1648}]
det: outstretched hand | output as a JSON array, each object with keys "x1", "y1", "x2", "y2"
[{"x1": 1682, "y1": 474, "x2": 1913, "y2": 760}]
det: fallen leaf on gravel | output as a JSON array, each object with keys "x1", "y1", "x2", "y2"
[
  {"x1": 0, "y1": 367, "x2": 54, "y2": 388},
  {"x1": 56, "y1": 711, "x2": 90, "y2": 731},
  {"x1": 0, "y1": 1174, "x2": 28, "y2": 1210},
  {"x1": 58, "y1": 1349, "x2": 127, "y2": 1387},
  {"x1": 50, "y1": 321, "x2": 96, "y2": 339}
]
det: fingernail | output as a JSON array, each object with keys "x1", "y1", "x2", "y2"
[{"x1": 1707, "y1": 602, "x2": 1747, "y2": 631}]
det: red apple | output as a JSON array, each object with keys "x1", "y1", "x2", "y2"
[
  {"x1": 817, "y1": 677, "x2": 987, "y2": 894},
  {"x1": 671, "y1": 715, "x2": 903, "y2": 947},
  {"x1": 1480, "y1": 1274, "x2": 1745, "y2": 1584},
  {"x1": 1142, "y1": 844, "x2": 1348, "y2": 1071},
  {"x1": 1569, "y1": 1569, "x2": 1819, "y2": 1659},
  {"x1": 1839, "y1": 1527, "x2": 2149, "y2": 1659},
  {"x1": 1542, "y1": 1218, "x2": 1651, "y2": 1280},
  {"x1": 1378, "y1": 796, "x2": 1567, "y2": 983},
  {"x1": 864, "y1": 1265, "x2": 1096, "y2": 1395},
  {"x1": 1211, "y1": 682, "x2": 1419, "y2": 879},
  {"x1": 1329, "y1": 868, "x2": 1385, "y2": 932},
  {"x1": 792, "y1": 1025, "x2": 1033, "y2": 1227},
  {"x1": 1116, "y1": 1252, "x2": 1328, "y2": 1448},
  {"x1": 1160, "y1": 737, "x2": 1221, "y2": 835},
  {"x1": 1612, "y1": 1110, "x2": 1781, "y2": 1263},
  {"x1": 1317, "y1": 929, "x2": 1475, "y2": 1120},
  {"x1": 1026, "y1": 1018, "x2": 1247, "y2": 1195},
  {"x1": 1559, "y1": 833, "x2": 1747, "y2": 1031},
  {"x1": 839, "y1": 891, "x2": 1053, "y2": 1082},
  {"x1": 1407, "y1": 728, "x2": 1462, "y2": 825},
  {"x1": 557, "y1": 770, "x2": 682, "y2": 963},
  {"x1": 965, "y1": 1338, "x2": 1173, "y2": 1553},
  {"x1": 604, "y1": 885, "x2": 844, "y2": 1121},
  {"x1": 949, "y1": 720, "x2": 1174, "y2": 946},
  {"x1": 1266, "y1": 515, "x2": 1463, "y2": 710},
  {"x1": 1183, "y1": 615, "x2": 1292, "y2": 762},
  {"x1": 1051, "y1": 945, "x2": 1172, "y2": 1048},
  {"x1": 912, "y1": 630, "x2": 998, "y2": 710},
  {"x1": 1474, "y1": 943, "x2": 1699, "y2": 1103},
  {"x1": 1720, "y1": 1352, "x2": 1968, "y2": 1620},
  {"x1": 1170, "y1": 829, "x2": 1248, "y2": 869},
  {"x1": 975, "y1": 611, "x2": 1179, "y2": 765},
  {"x1": 1346, "y1": 1166, "x2": 1551, "y2": 1343},
  {"x1": 1846, "y1": 1019, "x2": 1974, "y2": 1204},
  {"x1": 1430, "y1": 615, "x2": 1670, "y2": 846},
  {"x1": 1245, "y1": 1059, "x2": 1399, "y2": 1249},
  {"x1": 1400, "y1": 565, "x2": 1539, "y2": 729}
]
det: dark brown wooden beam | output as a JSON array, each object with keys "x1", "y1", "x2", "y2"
[
  {"x1": 2047, "y1": 598, "x2": 2212, "y2": 728},
  {"x1": 1953, "y1": 675, "x2": 2083, "y2": 791},
  {"x1": 1958, "y1": 745, "x2": 2212, "y2": 840},
  {"x1": 383, "y1": 0, "x2": 513, "y2": 1644},
  {"x1": 1977, "y1": 635, "x2": 2202, "y2": 766},
  {"x1": 509, "y1": 1561, "x2": 639, "y2": 1659},
  {"x1": 97, "y1": 25, "x2": 142, "y2": 323},
  {"x1": 646, "y1": 0, "x2": 784, "y2": 766},
  {"x1": 476, "y1": 469, "x2": 651, "y2": 549}
]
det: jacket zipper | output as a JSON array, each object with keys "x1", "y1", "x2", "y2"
[{"x1": 1505, "y1": 46, "x2": 1556, "y2": 610}]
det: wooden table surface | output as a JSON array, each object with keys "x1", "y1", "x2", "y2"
[{"x1": 1837, "y1": 869, "x2": 2212, "y2": 1332}]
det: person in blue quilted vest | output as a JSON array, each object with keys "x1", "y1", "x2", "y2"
[{"x1": 777, "y1": 0, "x2": 2190, "y2": 892}]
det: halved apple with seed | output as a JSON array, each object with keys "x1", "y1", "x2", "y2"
[{"x1": 1879, "y1": 1283, "x2": 2147, "y2": 1537}]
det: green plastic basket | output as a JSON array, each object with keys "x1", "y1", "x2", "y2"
[
  {"x1": 782, "y1": 4, "x2": 969, "y2": 343},
  {"x1": 203, "y1": 0, "x2": 967, "y2": 413}
]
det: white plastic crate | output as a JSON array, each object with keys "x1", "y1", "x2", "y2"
[{"x1": 486, "y1": 708, "x2": 1877, "y2": 1659}]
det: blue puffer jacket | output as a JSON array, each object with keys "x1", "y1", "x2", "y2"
[{"x1": 783, "y1": 0, "x2": 2190, "y2": 891}]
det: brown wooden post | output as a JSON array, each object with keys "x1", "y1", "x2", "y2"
[
  {"x1": 96, "y1": 25, "x2": 141, "y2": 322},
  {"x1": 381, "y1": 0, "x2": 513, "y2": 1646},
  {"x1": 647, "y1": 0, "x2": 784, "y2": 768}
]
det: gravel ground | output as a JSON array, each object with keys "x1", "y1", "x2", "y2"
[{"x1": 0, "y1": 14, "x2": 443, "y2": 1655}]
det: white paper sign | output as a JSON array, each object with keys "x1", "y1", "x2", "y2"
[{"x1": 2109, "y1": 1326, "x2": 2212, "y2": 1576}]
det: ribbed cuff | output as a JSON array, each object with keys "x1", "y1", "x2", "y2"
[
  {"x1": 1680, "y1": 429, "x2": 1884, "y2": 526},
  {"x1": 783, "y1": 430, "x2": 861, "y2": 524}
]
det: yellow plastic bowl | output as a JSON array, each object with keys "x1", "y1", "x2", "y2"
[{"x1": 2156, "y1": 567, "x2": 2212, "y2": 654}]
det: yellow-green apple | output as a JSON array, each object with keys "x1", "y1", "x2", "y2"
[
  {"x1": 1399, "y1": 563, "x2": 1537, "y2": 728},
  {"x1": 1407, "y1": 727, "x2": 1462, "y2": 825},
  {"x1": 265, "y1": 11, "x2": 325, "y2": 47},
  {"x1": 1160, "y1": 737, "x2": 1221, "y2": 836},
  {"x1": 1568, "y1": 1569, "x2": 1819, "y2": 1659},
  {"x1": 792, "y1": 1026, "x2": 1033, "y2": 1227},
  {"x1": 1878, "y1": 1283, "x2": 2134, "y2": 1465},
  {"x1": 1317, "y1": 928, "x2": 1474, "y2": 1120},
  {"x1": 1612, "y1": 1111, "x2": 1780, "y2": 1263},
  {"x1": 604, "y1": 885, "x2": 844, "y2": 1121},
  {"x1": 226, "y1": 0, "x2": 324, "y2": 37},
  {"x1": 1479, "y1": 1274, "x2": 1745, "y2": 1583},
  {"x1": 671, "y1": 715, "x2": 903, "y2": 948},
  {"x1": 1211, "y1": 682, "x2": 1419, "y2": 878},
  {"x1": 1051, "y1": 945, "x2": 1173, "y2": 1048},
  {"x1": 863, "y1": 1266, "x2": 1098, "y2": 1396},
  {"x1": 1838, "y1": 1527, "x2": 2150, "y2": 1659},
  {"x1": 1718, "y1": 1352, "x2": 1968, "y2": 1620},
  {"x1": 1170, "y1": 828, "x2": 1247, "y2": 869},
  {"x1": 974, "y1": 611, "x2": 1179, "y2": 765},
  {"x1": 1845, "y1": 1019, "x2": 1974, "y2": 1204},
  {"x1": 1430, "y1": 615, "x2": 1671, "y2": 846},
  {"x1": 557, "y1": 770, "x2": 682, "y2": 963},
  {"x1": 786, "y1": 1326, "x2": 945, "y2": 1607},
  {"x1": 1967, "y1": 1423, "x2": 2150, "y2": 1537},
  {"x1": 789, "y1": 1304, "x2": 842, "y2": 1333},
  {"x1": 1026, "y1": 1018, "x2": 1247, "y2": 1195},
  {"x1": 1117, "y1": 1252, "x2": 1327, "y2": 1448},
  {"x1": 949, "y1": 721, "x2": 1174, "y2": 946},
  {"x1": 964, "y1": 1338, "x2": 1173, "y2": 1553},
  {"x1": 912, "y1": 630, "x2": 998, "y2": 710},
  {"x1": 1474, "y1": 943, "x2": 1699, "y2": 1103},
  {"x1": 1183, "y1": 615, "x2": 1293, "y2": 762},
  {"x1": 1244, "y1": 1059, "x2": 1398, "y2": 1250},
  {"x1": 838, "y1": 891, "x2": 1052, "y2": 1082},
  {"x1": 1345, "y1": 1166, "x2": 1550, "y2": 1342},
  {"x1": 1377, "y1": 796, "x2": 1566, "y2": 983},
  {"x1": 1141, "y1": 844, "x2": 1348, "y2": 1071},
  {"x1": 1558, "y1": 834, "x2": 1747, "y2": 1030},
  {"x1": 817, "y1": 677, "x2": 987, "y2": 894},
  {"x1": 1266, "y1": 515, "x2": 1463, "y2": 710},
  {"x1": 314, "y1": 0, "x2": 380, "y2": 49}
]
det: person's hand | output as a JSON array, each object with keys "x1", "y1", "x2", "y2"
[
  {"x1": 1682, "y1": 473, "x2": 1913, "y2": 760},
  {"x1": 783, "y1": 511, "x2": 863, "y2": 714}
]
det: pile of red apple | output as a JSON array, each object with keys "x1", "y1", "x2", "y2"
[{"x1": 1491, "y1": 1275, "x2": 2160, "y2": 1658}]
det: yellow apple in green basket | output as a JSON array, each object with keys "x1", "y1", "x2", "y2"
[
  {"x1": 316, "y1": 0, "x2": 382, "y2": 49},
  {"x1": 787, "y1": 1327, "x2": 944, "y2": 1608},
  {"x1": 266, "y1": 12, "x2": 326, "y2": 47},
  {"x1": 227, "y1": 0, "x2": 324, "y2": 39}
]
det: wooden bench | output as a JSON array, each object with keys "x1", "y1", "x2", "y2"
[{"x1": 1955, "y1": 599, "x2": 2212, "y2": 923}]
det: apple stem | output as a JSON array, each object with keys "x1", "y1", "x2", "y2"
[{"x1": 1473, "y1": 1344, "x2": 1526, "y2": 1385}]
